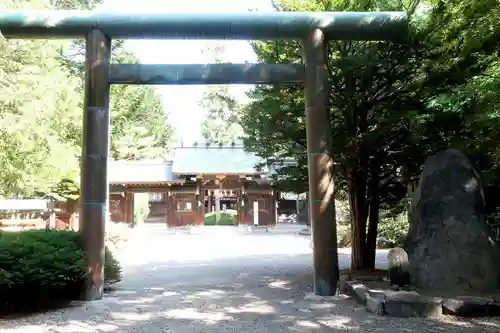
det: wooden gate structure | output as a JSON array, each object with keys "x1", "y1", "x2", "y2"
[
  {"x1": 107, "y1": 144, "x2": 279, "y2": 228},
  {"x1": 0, "y1": 10, "x2": 407, "y2": 300}
]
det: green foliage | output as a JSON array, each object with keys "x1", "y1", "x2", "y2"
[
  {"x1": 50, "y1": 178, "x2": 80, "y2": 201},
  {"x1": 240, "y1": 0, "x2": 500, "y2": 269},
  {"x1": 204, "y1": 210, "x2": 237, "y2": 226},
  {"x1": 0, "y1": 229, "x2": 122, "y2": 313},
  {"x1": 61, "y1": 43, "x2": 175, "y2": 161},
  {"x1": 0, "y1": 0, "x2": 106, "y2": 199},
  {"x1": 108, "y1": 48, "x2": 174, "y2": 159},
  {"x1": 337, "y1": 224, "x2": 351, "y2": 248},
  {"x1": 336, "y1": 212, "x2": 410, "y2": 248},
  {"x1": 0, "y1": 0, "x2": 174, "y2": 199},
  {"x1": 199, "y1": 42, "x2": 244, "y2": 145},
  {"x1": 376, "y1": 213, "x2": 410, "y2": 249},
  {"x1": 0, "y1": 36, "x2": 82, "y2": 198},
  {"x1": 104, "y1": 245, "x2": 122, "y2": 285},
  {"x1": 200, "y1": 86, "x2": 245, "y2": 145}
]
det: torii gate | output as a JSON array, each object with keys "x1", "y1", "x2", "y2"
[{"x1": 0, "y1": 10, "x2": 407, "y2": 300}]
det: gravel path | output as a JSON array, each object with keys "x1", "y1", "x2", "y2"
[{"x1": 1, "y1": 225, "x2": 499, "y2": 332}]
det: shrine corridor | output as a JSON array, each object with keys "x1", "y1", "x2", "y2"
[{"x1": 1, "y1": 225, "x2": 498, "y2": 333}]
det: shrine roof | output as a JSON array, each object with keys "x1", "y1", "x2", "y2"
[
  {"x1": 107, "y1": 144, "x2": 268, "y2": 184},
  {"x1": 170, "y1": 144, "x2": 267, "y2": 175},
  {"x1": 108, "y1": 160, "x2": 183, "y2": 184}
]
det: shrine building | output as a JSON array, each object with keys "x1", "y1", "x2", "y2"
[{"x1": 108, "y1": 143, "x2": 279, "y2": 227}]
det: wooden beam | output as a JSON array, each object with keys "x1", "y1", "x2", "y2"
[
  {"x1": 109, "y1": 64, "x2": 304, "y2": 85},
  {"x1": 168, "y1": 187, "x2": 198, "y2": 194},
  {"x1": 0, "y1": 199, "x2": 51, "y2": 211},
  {"x1": 124, "y1": 187, "x2": 168, "y2": 193},
  {"x1": 246, "y1": 188, "x2": 274, "y2": 194}
]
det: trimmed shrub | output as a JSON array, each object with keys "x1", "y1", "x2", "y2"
[
  {"x1": 104, "y1": 245, "x2": 122, "y2": 285},
  {"x1": 204, "y1": 210, "x2": 237, "y2": 226},
  {"x1": 0, "y1": 229, "x2": 122, "y2": 313}
]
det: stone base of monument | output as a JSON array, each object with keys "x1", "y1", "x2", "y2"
[
  {"x1": 341, "y1": 275, "x2": 500, "y2": 318},
  {"x1": 442, "y1": 297, "x2": 500, "y2": 317}
]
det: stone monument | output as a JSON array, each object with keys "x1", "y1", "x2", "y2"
[
  {"x1": 405, "y1": 149, "x2": 500, "y2": 292},
  {"x1": 387, "y1": 247, "x2": 411, "y2": 288}
]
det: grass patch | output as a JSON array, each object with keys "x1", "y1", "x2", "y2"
[{"x1": 204, "y1": 209, "x2": 237, "y2": 226}]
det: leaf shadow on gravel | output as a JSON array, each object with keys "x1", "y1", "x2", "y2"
[{"x1": 1, "y1": 252, "x2": 500, "y2": 333}]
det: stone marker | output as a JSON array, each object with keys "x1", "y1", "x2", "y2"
[
  {"x1": 387, "y1": 247, "x2": 410, "y2": 288},
  {"x1": 405, "y1": 149, "x2": 500, "y2": 292}
]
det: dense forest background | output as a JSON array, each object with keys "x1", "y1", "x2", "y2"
[{"x1": 0, "y1": 0, "x2": 174, "y2": 198}]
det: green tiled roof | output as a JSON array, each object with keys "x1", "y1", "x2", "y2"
[
  {"x1": 171, "y1": 144, "x2": 267, "y2": 175},
  {"x1": 108, "y1": 160, "x2": 181, "y2": 184}
]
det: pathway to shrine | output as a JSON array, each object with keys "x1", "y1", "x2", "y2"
[{"x1": 1, "y1": 225, "x2": 498, "y2": 332}]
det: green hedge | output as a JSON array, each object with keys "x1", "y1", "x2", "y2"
[
  {"x1": 0, "y1": 229, "x2": 122, "y2": 313},
  {"x1": 204, "y1": 210, "x2": 237, "y2": 226}
]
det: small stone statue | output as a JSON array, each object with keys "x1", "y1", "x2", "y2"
[{"x1": 388, "y1": 247, "x2": 411, "y2": 288}]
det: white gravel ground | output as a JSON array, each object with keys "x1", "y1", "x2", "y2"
[{"x1": 1, "y1": 224, "x2": 499, "y2": 332}]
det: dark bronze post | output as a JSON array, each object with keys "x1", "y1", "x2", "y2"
[
  {"x1": 80, "y1": 29, "x2": 111, "y2": 301},
  {"x1": 303, "y1": 29, "x2": 339, "y2": 296}
]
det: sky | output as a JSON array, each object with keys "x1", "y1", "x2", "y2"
[{"x1": 97, "y1": 0, "x2": 275, "y2": 144}]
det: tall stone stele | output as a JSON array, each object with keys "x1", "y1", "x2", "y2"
[{"x1": 405, "y1": 149, "x2": 500, "y2": 292}]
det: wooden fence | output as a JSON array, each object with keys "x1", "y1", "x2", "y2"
[{"x1": 0, "y1": 199, "x2": 79, "y2": 231}]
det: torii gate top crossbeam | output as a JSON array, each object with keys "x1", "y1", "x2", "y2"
[{"x1": 0, "y1": 11, "x2": 407, "y2": 40}]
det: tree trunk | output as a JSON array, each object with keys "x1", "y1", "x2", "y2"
[
  {"x1": 348, "y1": 169, "x2": 368, "y2": 270},
  {"x1": 363, "y1": 160, "x2": 381, "y2": 269}
]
